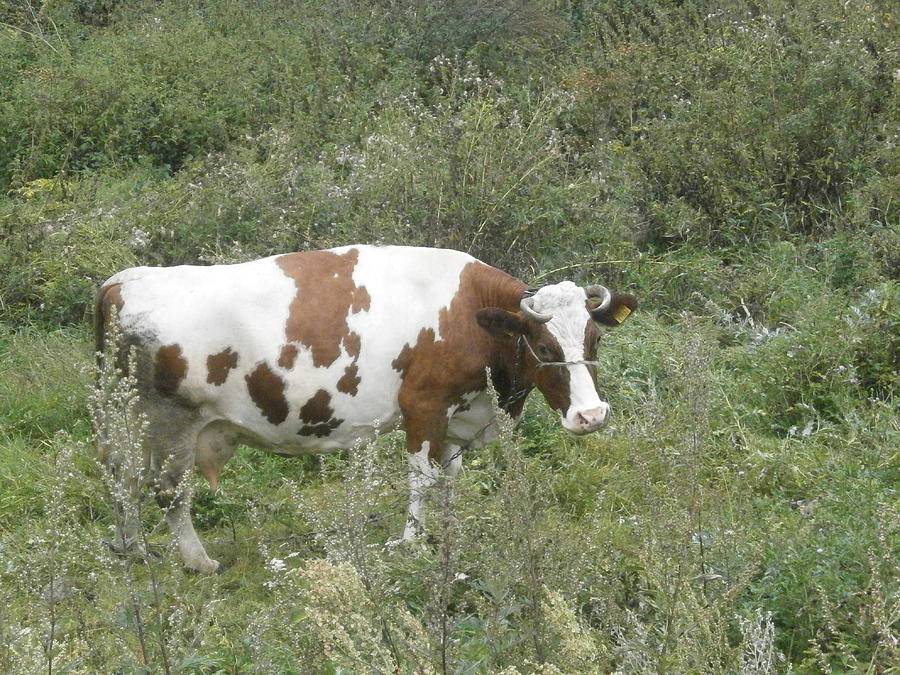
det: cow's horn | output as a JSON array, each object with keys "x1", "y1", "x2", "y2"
[
  {"x1": 585, "y1": 284, "x2": 612, "y2": 313},
  {"x1": 520, "y1": 296, "x2": 552, "y2": 323}
]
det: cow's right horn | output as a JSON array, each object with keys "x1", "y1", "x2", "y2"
[
  {"x1": 520, "y1": 296, "x2": 552, "y2": 323},
  {"x1": 584, "y1": 284, "x2": 611, "y2": 313}
]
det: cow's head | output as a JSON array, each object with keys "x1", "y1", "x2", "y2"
[{"x1": 476, "y1": 281, "x2": 636, "y2": 434}]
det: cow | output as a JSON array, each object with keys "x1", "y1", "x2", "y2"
[{"x1": 94, "y1": 245, "x2": 636, "y2": 573}]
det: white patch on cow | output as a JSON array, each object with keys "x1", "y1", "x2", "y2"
[
  {"x1": 446, "y1": 390, "x2": 499, "y2": 448},
  {"x1": 334, "y1": 245, "x2": 473, "y2": 430},
  {"x1": 529, "y1": 282, "x2": 609, "y2": 433}
]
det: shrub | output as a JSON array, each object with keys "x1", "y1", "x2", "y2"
[
  {"x1": 0, "y1": 0, "x2": 394, "y2": 190},
  {"x1": 0, "y1": 178, "x2": 139, "y2": 326},
  {"x1": 561, "y1": 0, "x2": 899, "y2": 248}
]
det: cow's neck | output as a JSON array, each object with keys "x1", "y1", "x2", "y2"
[
  {"x1": 490, "y1": 337, "x2": 532, "y2": 418},
  {"x1": 472, "y1": 265, "x2": 528, "y2": 312},
  {"x1": 479, "y1": 268, "x2": 532, "y2": 416}
]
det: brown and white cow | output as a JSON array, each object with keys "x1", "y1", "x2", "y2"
[{"x1": 95, "y1": 245, "x2": 636, "y2": 573}]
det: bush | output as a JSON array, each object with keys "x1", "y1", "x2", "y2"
[
  {"x1": 0, "y1": 177, "x2": 139, "y2": 326},
  {"x1": 560, "y1": 0, "x2": 899, "y2": 248},
  {"x1": 0, "y1": 0, "x2": 395, "y2": 190},
  {"x1": 0, "y1": 3, "x2": 896, "y2": 667}
]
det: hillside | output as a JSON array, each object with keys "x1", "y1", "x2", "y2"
[{"x1": 0, "y1": 1, "x2": 897, "y2": 671}]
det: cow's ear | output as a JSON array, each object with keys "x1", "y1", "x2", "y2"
[
  {"x1": 590, "y1": 293, "x2": 638, "y2": 327},
  {"x1": 476, "y1": 308, "x2": 528, "y2": 338}
]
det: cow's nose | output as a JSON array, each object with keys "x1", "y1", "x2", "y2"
[{"x1": 575, "y1": 406, "x2": 609, "y2": 432}]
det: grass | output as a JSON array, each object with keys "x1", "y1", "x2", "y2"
[
  {"x1": 0, "y1": 309, "x2": 895, "y2": 673},
  {"x1": 0, "y1": 2, "x2": 896, "y2": 668},
  {"x1": 0, "y1": 326, "x2": 93, "y2": 440}
]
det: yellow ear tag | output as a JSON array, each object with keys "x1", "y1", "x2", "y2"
[{"x1": 613, "y1": 305, "x2": 632, "y2": 324}]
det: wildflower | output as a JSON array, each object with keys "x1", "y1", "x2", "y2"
[{"x1": 267, "y1": 558, "x2": 287, "y2": 573}]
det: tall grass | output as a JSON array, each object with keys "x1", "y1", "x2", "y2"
[
  {"x1": 0, "y1": 311, "x2": 896, "y2": 671},
  {"x1": 0, "y1": 0, "x2": 896, "y2": 670}
]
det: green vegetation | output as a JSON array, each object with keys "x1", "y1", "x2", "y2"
[{"x1": 1, "y1": 0, "x2": 897, "y2": 671}]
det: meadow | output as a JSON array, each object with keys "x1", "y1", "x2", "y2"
[{"x1": 0, "y1": 0, "x2": 897, "y2": 672}]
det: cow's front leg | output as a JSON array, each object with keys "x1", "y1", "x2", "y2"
[
  {"x1": 397, "y1": 382, "x2": 467, "y2": 541},
  {"x1": 402, "y1": 440, "x2": 463, "y2": 541}
]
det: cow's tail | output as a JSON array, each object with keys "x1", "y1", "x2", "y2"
[
  {"x1": 93, "y1": 282, "x2": 127, "y2": 375},
  {"x1": 94, "y1": 282, "x2": 130, "y2": 464},
  {"x1": 94, "y1": 284, "x2": 112, "y2": 369},
  {"x1": 93, "y1": 284, "x2": 111, "y2": 462}
]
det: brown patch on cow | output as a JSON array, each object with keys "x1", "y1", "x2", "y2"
[
  {"x1": 351, "y1": 285, "x2": 371, "y2": 313},
  {"x1": 298, "y1": 389, "x2": 342, "y2": 437},
  {"x1": 276, "y1": 248, "x2": 370, "y2": 369},
  {"x1": 583, "y1": 321, "x2": 601, "y2": 380},
  {"x1": 391, "y1": 263, "x2": 533, "y2": 459},
  {"x1": 278, "y1": 344, "x2": 299, "y2": 369},
  {"x1": 532, "y1": 347, "x2": 572, "y2": 416},
  {"x1": 391, "y1": 328, "x2": 434, "y2": 378},
  {"x1": 245, "y1": 362, "x2": 289, "y2": 425},
  {"x1": 207, "y1": 347, "x2": 239, "y2": 385},
  {"x1": 298, "y1": 421, "x2": 341, "y2": 437},
  {"x1": 300, "y1": 389, "x2": 333, "y2": 423},
  {"x1": 154, "y1": 344, "x2": 188, "y2": 395},
  {"x1": 452, "y1": 396, "x2": 472, "y2": 415},
  {"x1": 343, "y1": 332, "x2": 361, "y2": 360},
  {"x1": 337, "y1": 364, "x2": 361, "y2": 395}
]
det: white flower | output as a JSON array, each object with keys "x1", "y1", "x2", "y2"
[{"x1": 267, "y1": 558, "x2": 287, "y2": 573}]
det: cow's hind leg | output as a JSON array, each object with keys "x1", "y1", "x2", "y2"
[
  {"x1": 146, "y1": 405, "x2": 224, "y2": 574},
  {"x1": 161, "y1": 488, "x2": 220, "y2": 574},
  {"x1": 164, "y1": 422, "x2": 237, "y2": 574},
  {"x1": 96, "y1": 419, "x2": 151, "y2": 557},
  {"x1": 102, "y1": 451, "x2": 150, "y2": 557}
]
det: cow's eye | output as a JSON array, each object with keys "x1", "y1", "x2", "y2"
[{"x1": 537, "y1": 345, "x2": 553, "y2": 360}]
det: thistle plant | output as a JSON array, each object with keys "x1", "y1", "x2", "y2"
[
  {"x1": 738, "y1": 609, "x2": 787, "y2": 674},
  {"x1": 88, "y1": 310, "x2": 175, "y2": 673}
]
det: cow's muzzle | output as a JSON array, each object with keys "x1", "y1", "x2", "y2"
[{"x1": 564, "y1": 404, "x2": 609, "y2": 434}]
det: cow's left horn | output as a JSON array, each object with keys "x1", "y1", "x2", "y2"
[
  {"x1": 520, "y1": 296, "x2": 552, "y2": 323},
  {"x1": 585, "y1": 284, "x2": 612, "y2": 313}
]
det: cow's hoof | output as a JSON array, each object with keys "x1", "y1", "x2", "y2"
[
  {"x1": 384, "y1": 537, "x2": 408, "y2": 551},
  {"x1": 184, "y1": 558, "x2": 222, "y2": 575},
  {"x1": 104, "y1": 536, "x2": 138, "y2": 556},
  {"x1": 384, "y1": 536, "x2": 425, "y2": 554}
]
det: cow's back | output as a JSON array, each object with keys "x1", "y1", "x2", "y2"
[{"x1": 97, "y1": 246, "x2": 478, "y2": 450}]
